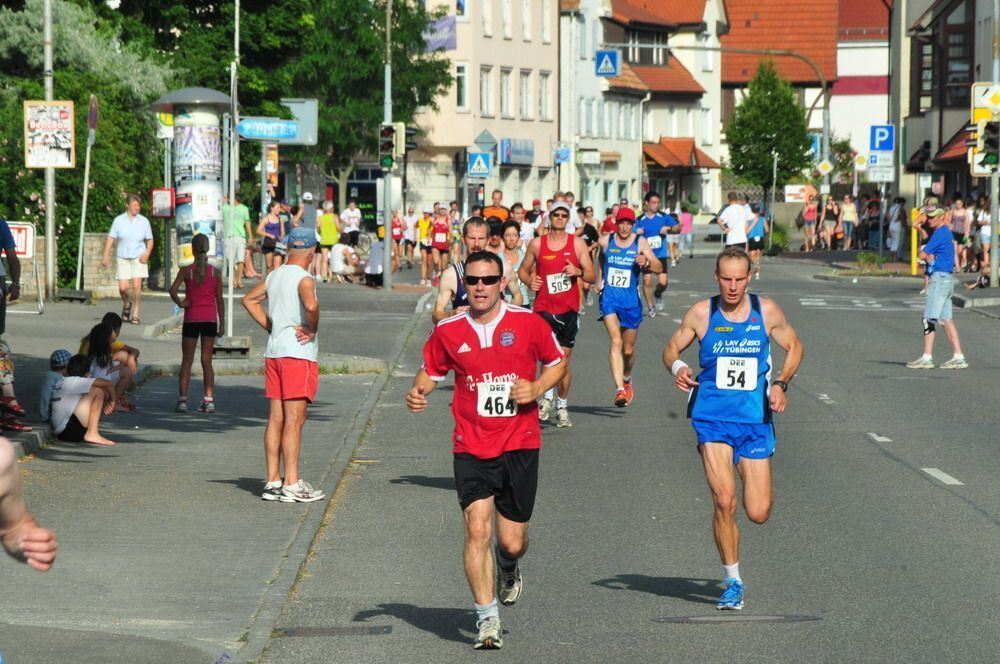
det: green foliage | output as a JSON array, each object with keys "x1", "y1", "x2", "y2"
[
  {"x1": 829, "y1": 134, "x2": 855, "y2": 183},
  {"x1": 855, "y1": 251, "x2": 883, "y2": 271},
  {"x1": 766, "y1": 222, "x2": 790, "y2": 255},
  {"x1": 726, "y1": 61, "x2": 812, "y2": 188}
]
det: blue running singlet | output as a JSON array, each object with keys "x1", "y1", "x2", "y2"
[
  {"x1": 688, "y1": 294, "x2": 772, "y2": 423},
  {"x1": 600, "y1": 237, "x2": 641, "y2": 310}
]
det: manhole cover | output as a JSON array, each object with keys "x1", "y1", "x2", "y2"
[{"x1": 654, "y1": 615, "x2": 821, "y2": 624}]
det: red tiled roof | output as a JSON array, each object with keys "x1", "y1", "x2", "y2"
[
  {"x1": 721, "y1": 0, "x2": 838, "y2": 85},
  {"x1": 631, "y1": 57, "x2": 705, "y2": 95},
  {"x1": 610, "y1": 0, "x2": 706, "y2": 27},
  {"x1": 608, "y1": 61, "x2": 650, "y2": 93},
  {"x1": 644, "y1": 138, "x2": 721, "y2": 169},
  {"x1": 839, "y1": 0, "x2": 890, "y2": 41},
  {"x1": 560, "y1": 0, "x2": 580, "y2": 11},
  {"x1": 935, "y1": 126, "x2": 970, "y2": 163}
]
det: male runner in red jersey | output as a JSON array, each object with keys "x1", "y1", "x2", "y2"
[
  {"x1": 518, "y1": 201, "x2": 595, "y2": 427},
  {"x1": 407, "y1": 250, "x2": 565, "y2": 650}
]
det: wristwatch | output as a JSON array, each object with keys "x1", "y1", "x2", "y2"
[{"x1": 772, "y1": 380, "x2": 789, "y2": 392}]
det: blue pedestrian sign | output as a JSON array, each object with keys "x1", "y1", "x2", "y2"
[
  {"x1": 237, "y1": 117, "x2": 299, "y2": 141},
  {"x1": 468, "y1": 152, "x2": 492, "y2": 178},
  {"x1": 869, "y1": 124, "x2": 895, "y2": 152},
  {"x1": 595, "y1": 50, "x2": 621, "y2": 77}
]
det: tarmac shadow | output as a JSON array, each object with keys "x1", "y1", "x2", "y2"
[
  {"x1": 566, "y1": 404, "x2": 625, "y2": 417},
  {"x1": 208, "y1": 476, "x2": 266, "y2": 496},
  {"x1": 592, "y1": 574, "x2": 719, "y2": 605},
  {"x1": 353, "y1": 603, "x2": 474, "y2": 643},
  {"x1": 389, "y1": 475, "x2": 455, "y2": 491}
]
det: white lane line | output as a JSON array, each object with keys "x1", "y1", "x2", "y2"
[
  {"x1": 867, "y1": 433, "x2": 893, "y2": 443},
  {"x1": 673, "y1": 318, "x2": 682, "y2": 324},
  {"x1": 817, "y1": 393, "x2": 837, "y2": 405},
  {"x1": 921, "y1": 468, "x2": 964, "y2": 486}
]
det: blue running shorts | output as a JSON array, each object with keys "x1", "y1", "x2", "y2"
[
  {"x1": 692, "y1": 419, "x2": 775, "y2": 463},
  {"x1": 598, "y1": 303, "x2": 643, "y2": 330}
]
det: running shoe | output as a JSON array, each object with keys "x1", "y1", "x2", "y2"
[
  {"x1": 473, "y1": 616, "x2": 503, "y2": 650},
  {"x1": 555, "y1": 408, "x2": 572, "y2": 428},
  {"x1": 717, "y1": 578, "x2": 745, "y2": 610},
  {"x1": 174, "y1": 399, "x2": 188, "y2": 413},
  {"x1": 940, "y1": 356, "x2": 969, "y2": 369},
  {"x1": 262, "y1": 481, "x2": 283, "y2": 502},
  {"x1": 497, "y1": 561, "x2": 523, "y2": 606},
  {"x1": 670, "y1": 259, "x2": 677, "y2": 268},
  {"x1": 905, "y1": 357, "x2": 935, "y2": 369},
  {"x1": 614, "y1": 388, "x2": 628, "y2": 408},
  {"x1": 199, "y1": 399, "x2": 215, "y2": 413},
  {"x1": 585, "y1": 290, "x2": 594, "y2": 307},
  {"x1": 655, "y1": 297, "x2": 665, "y2": 312},
  {"x1": 755, "y1": 272, "x2": 761, "y2": 280},
  {"x1": 538, "y1": 398, "x2": 553, "y2": 422},
  {"x1": 623, "y1": 381, "x2": 634, "y2": 405},
  {"x1": 280, "y1": 480, "x2": 326, "y2": 503},
  {"x1": 647, "y1": 306, "x2": 656, "y2": 319}
]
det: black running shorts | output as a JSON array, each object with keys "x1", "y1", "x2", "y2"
[
  {"x1": 537, "y1": 310, "x2": 580, "y2": 349},
  {"x1": 182, "y1": 322, "x2": 219, "y2": 339},
  {"x1": 453, "y1": 449, "x2": 539, "y2": 523}
]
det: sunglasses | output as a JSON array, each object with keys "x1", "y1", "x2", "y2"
[
  {"x1": 464, "y1": 274, "x2": 502, "y2": 286},
  {"x1": 550, "y1": 212, "x2": 569, "y2": 218}
]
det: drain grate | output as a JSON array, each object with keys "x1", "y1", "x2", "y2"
[
  {"x1": 273, "y1": 625, "x2": 393, "y2": 637},
  {"x1": 654, "y1": 615, "x2": 821, "y2": 624}
]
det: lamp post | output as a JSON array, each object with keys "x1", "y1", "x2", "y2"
[
  {"x1": 382, "y1": 0, "x2": 394, "y2": 291},
  {"x1": 43, "y1": 0, "x2": 55, "y2": 300}
]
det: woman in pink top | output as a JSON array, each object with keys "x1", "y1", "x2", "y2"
[{"x1": 169, "y1": 234, "x2": 224, "y2": 413}]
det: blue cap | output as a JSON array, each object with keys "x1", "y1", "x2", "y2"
[
  {"x1": 50, "y1": 349, "x2": 72, "y2": 368},
  {"x1": 286, "y1": 226, "x2": 317, "y2": 249}
]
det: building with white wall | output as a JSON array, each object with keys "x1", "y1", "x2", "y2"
[{"x1": 408, "y1": 0, "x2": 560, "y2": 214}]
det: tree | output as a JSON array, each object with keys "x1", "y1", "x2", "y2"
[
  {"x1": 726, "y1": 61, "x2": 812, "y2": 189},
  {"x1": 291, "y1": 0, "x2": 452, "y2": 209}
]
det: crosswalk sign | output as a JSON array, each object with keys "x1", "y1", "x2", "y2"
[
  {"x1": 468, "y1": 152, "x2": 491, "y2": 178},
  {"x1": 595, "y1": 50, "x2": 621, "y2": 77}
]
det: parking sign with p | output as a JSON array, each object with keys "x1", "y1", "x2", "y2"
[{"x1": 869, "y1": 125, "x2": 895, "y2": 152}]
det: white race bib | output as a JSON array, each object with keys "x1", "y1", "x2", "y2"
[
  {"x1": 715, "y1": 357, "x2": 758, "y2": 391},
  {"x1": 477, "y1": 382, "x2": 516, "y2": 417},
  {"x1": 434, "y1": 232, "x2": 447, "y2": 244},
  {"x1": 646, "y1": 235, "x2": 662, "y2": 250},
  {"x1": 546, "y1": 272, "x2": 572, "y2": 294},
  {"x1": 607, "y1": 267, "x2": 631, "y2": 288}
]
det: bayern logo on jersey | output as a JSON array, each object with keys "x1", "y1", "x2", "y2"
[{"x1": 500, "y1": 331, "x2": 516, "y2": 347}]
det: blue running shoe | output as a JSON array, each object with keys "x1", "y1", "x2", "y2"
[{"x1": 717, "y1": 578, "x2": 745, "y2": 610}]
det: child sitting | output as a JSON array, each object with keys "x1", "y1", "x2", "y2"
[
  {"x1": 84, "y1": 323, "x2": 134, "y2": 411},
  {"x1": 79, "y1": 313, "x2": 140, "y2": 377},
  {"x1": 50, "y1": 354, "x2": 116, "y2": 445},
  {"x1": 38, "y1": 349, "x2": 72, "y2": 421}
]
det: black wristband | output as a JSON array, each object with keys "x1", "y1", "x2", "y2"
[{"x1": 772, "y1": 380, "x2": 789, "y2": 391}]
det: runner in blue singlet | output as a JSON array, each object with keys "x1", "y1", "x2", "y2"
[
  {"x1": 662, "y1": 246, "x2": 803, "y2": 612},
  {"x1": 597, "y1": 207, "x2": 661, "y2": 407}
]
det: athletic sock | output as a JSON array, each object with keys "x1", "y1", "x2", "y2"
[
  {"x1": 723, "y1": 562, "x2": 742, "y2": 583},
  {"x1": 919, "y1": 354, "x2": 932, "y2": 361},
  {"x1": 623, "y1": 375, "x2": 631, "y2": 384},
  {"x1": 475, "y1": 598, "x2": 500, "y2": 622},
  {"x1": 953, "y1": 354, "x2": 966, "y2": 360},
  {"x1": 264, "y1": 480, "x2": 281, "y2": 489},
  {"x1": 654, "y1": 285, "x2": 666, "y2": 298},
  {"x1": 496, "y1": 546, "x2": 518, "y2": 572},
  {"x1": 544, "y1": 388, "x2": 555, "y2": 401},
  {"x1": 555, "y1": 397, "x2": 568, "y2": 410}
]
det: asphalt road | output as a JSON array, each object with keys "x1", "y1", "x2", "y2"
[{"x1": 262, "y1": 255, "x2": 1000, "y2": 663}]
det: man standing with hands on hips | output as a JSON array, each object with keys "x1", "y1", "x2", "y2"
[
  {"x1": 407, "y1": 250, "x2": 565, "y2": 650},
  {"x1": 663, "y1": 246, "x2": 803, "y2": 611},
  {"x1": 102, "y1": 194, "x2": 153, "y2": 325}
]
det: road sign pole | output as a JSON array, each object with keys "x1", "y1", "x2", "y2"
[
  {"x1": 992, "y1": 5, "x2": 1000, "y2": 288},
  {"x1": 43, "y1": 0, "x2": 55, "y2": 301},
  {"x1": 382, "y1": 0, "x2": 393, "y2": 291}
]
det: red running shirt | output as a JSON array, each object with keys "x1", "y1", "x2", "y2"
[
  {"x1": 532, "y1": 234, "x2": 582, "y2": 314},
  {"x1": 423, "y1": 304, "x2": 564, "y2": 459},
  {"x1": 431, "y1": 219, "x2": 451, "y2": 250}
]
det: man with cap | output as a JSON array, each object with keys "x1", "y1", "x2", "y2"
[
  {"x1": 242, "y1": 226, "x2": 325, "y2": 503},
  {"x1": 518, "y1": 201, "x2": 596, "y2": 427},
  {"x1": 597, "y1": 207, "x2": 662, "y2": 407},
  {"x1": 907, "y1": 205, "x2": 968, "y2": 370}
]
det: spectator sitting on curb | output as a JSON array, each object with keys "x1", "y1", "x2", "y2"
[
  {"x1": 38, "y1": 349, "x2": 72, "y2": 422},
  {"x1": 330, "y1": 242, "x2": 362, "y2": 283},
  {"x1": 0, "y1": 436, "x2": 57, "y2": 570},
  {"x1": 79, "y1": 313, "x2": 140, "y2": 379},
  {"x1": 50, "y1": 354, "x2": 116, "y2": 446},
  {"x1": 965, "y1": 267, "x2": 991, "y2": 291},
  {"x1": 85, "y1": 323, "x2": 135, "y2": 411}
]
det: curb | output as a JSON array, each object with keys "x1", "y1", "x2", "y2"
[
  {"x1": 142, "y1": 312, "x2": 183, "y2": 338},
  {"x1": 813, "y1": 273, "x2": 922, "y2": 284},
  {"x1": 11, "y1": 353, "x2": 388, "y2": 460},
  {"x1": 239, "y1": 289, "x2": 435, "y2": 663},
  {"x1": 953, "y1": 294, "x2": 1000, "y2": 308}
]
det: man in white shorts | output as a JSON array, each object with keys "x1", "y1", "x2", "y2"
[{"x1": 102, "y1": 194, "x2": 154, "y2": 325}]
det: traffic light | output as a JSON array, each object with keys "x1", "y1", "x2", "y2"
[
  {"x1": 378, "y1": 123, "x2": 396, "y2": 171},
  {"x1": 982, "y1": 120, "x2": 1000, "y2": 168},
  {"x1": 966, "y1": 120, "x2": 985, "y2": 152},
  {"x1": 392, "y1": 122, "x2": 406, "y2": 160}
]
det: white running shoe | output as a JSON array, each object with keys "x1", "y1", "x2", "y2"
[
  {"x1": 555, "y1": 408, "x2": 572, "y2": 428},
  {"x1": 538, "y1": 398, "x2": 553, "y2": 422},
  {"x1": 280, "y1": 480, "x2": 326, "y2": 503},
  {"x1": 939, "y1": 356, "x2": 969, "y2": 369},
  {"x1": 655, "y1": 297, "x2": 665, "y2": 312},
  {"x1": 473, "y1": 616, "x2": 503, "y2": 650},
  {"x1": 905, "y1": 357, "x2": 935, "y2": 370}
]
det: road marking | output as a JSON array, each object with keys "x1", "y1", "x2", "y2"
[
  {"x1": 673, "y1": 318, "x2": 682, "y2": 324},
  {"x1": 867, "y1": 432, "x2": 893, "y2": 443},
  {"x1": 921, "y1": 468, "x2": 964, "y2": 486},
  {"x1": 654, "y1": 615, "x2": 821, "y2": 624},
  {"x1": 817, "y1": 393, "x2": 837, "y2": 405}
]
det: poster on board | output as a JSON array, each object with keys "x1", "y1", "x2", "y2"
[{"x1": 24, "y1": 100, "x2": 75, "y2": 168}]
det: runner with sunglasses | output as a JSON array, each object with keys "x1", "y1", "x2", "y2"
[
  {"x1": 407, "y1": 250, "x2": 566, "y2": 650},
  {"x1": 518, "y1": 201, "x2": 596, "y2": 428}
]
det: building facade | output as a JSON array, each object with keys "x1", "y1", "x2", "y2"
[{"x1": 408, "y1": 0, "x2": 561, "y2": 214}]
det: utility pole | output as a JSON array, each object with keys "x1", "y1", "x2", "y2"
[
  {"x1": 43, "y1": 0, "x2": 55, "y2": 300},
  {"x1": 382, "y1": 0, "x2": 393, "y2": 291},
  {"x1": 226, "y1": 0, "x2": 240, "y2": 338},
  {"x1": 992, "y1": 0, "x2": 999, "y2": 288}
]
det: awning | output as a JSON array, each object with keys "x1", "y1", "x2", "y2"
[
  {"x1": 600, "y1": 150, "x2": 621, "y2": 163},
  {"x1": 934, "y1": 126, "x2": 970, "y2": 163},
  {"x1": 643, "y1": 137, "x2": 721, "y2": 170},
  {"x1": 905, "y1": 140, "x2": 931, "y2": 172}
]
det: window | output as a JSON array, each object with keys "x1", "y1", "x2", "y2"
[
  {"x1": 522, "y1": 0, "x2": 531, "y2": 40},
  {"x1": 627, "y1": 30, "x2": 638, "y2": 62},
  {"x1": 687, "y1": 109, "x2": 695, "y2": 137},
  {"x1": 941, "y1": 0, "x2": 973, "y2": 108},
  {"x1": 701, "y1": 107, "x2": 713, "y2": 145},
  {"x1": 578, "y1": 16, "x2": 588, "y2": 59},
  {"x1": 519, "y1": 70, "x2": 532, "y2": 119},
  {"x1": 578, "y1": 99, "x2": 587, "y2": 136},
  {"x1": 628, "y1": 104, "x2": 636, "y2": 140},
  {"x1": 586, "y1": 98, "x2": 595, "y2": 137},
  {"x1": 456, "y1": 63, "x2": 469, "y2": 111},
  {"x1": 539, "y1": 71, "x2": 551, "y2": 120},
  {"x1": 482, "y1": 0, "x2": 492, "y2": 36},
  {"x1": 541, "y1": 0, "x2": 551, "y2": 43},
  {"x1": 457, "y1": 0, "x2": 466, "y2": 19},
  {"x1": 480, "y1": 66, "x2": 493, "y2": 115},
  {"x1": 667, "y1": 107, "x2": 677, "y2": 136},
  {"x1": 597, "y1": 101, "x2": 606, "y2": 138},
  {"x1": 618, "y1": 103, "x2": 625, "y2": 139},
  {"x1": 609, "y1": 101, "x2": 618, "y2": 139},
  {"x1": 502, "y1": 0, "x2": 512, "y2": 39},
  {"x1": 700, "y1": 33, "x2": 713, "y2": 71},
  {"x1": 626, "y1": 29, "x2": 666, "y2": 65},
  {"x1": 500, "y1": 68, "x2": 513, "y2": 117},
  {"x1": 911, "y1": 38, "x2": 934, "y2": 113}
]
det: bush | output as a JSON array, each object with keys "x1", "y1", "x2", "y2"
[
  {"x1": 764, "y1": 221, "x2": 790, "y2": 255},
  {"x1": 856, "y1": 251, "x2": 882, "y2": 272}
]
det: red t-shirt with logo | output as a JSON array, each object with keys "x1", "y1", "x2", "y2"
[
  {"x1": 431, "y1": 218, "x2": 451, "y2": 250},
  {"x1": 423, "y1": 304, "x2": 564, "y2": 459},
  {"x1": 601, "y1": 217, "x2": 617, "y2": 234},
  {"x1": 532, "y1": 234, "x2": 582, "y2": 315}
]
